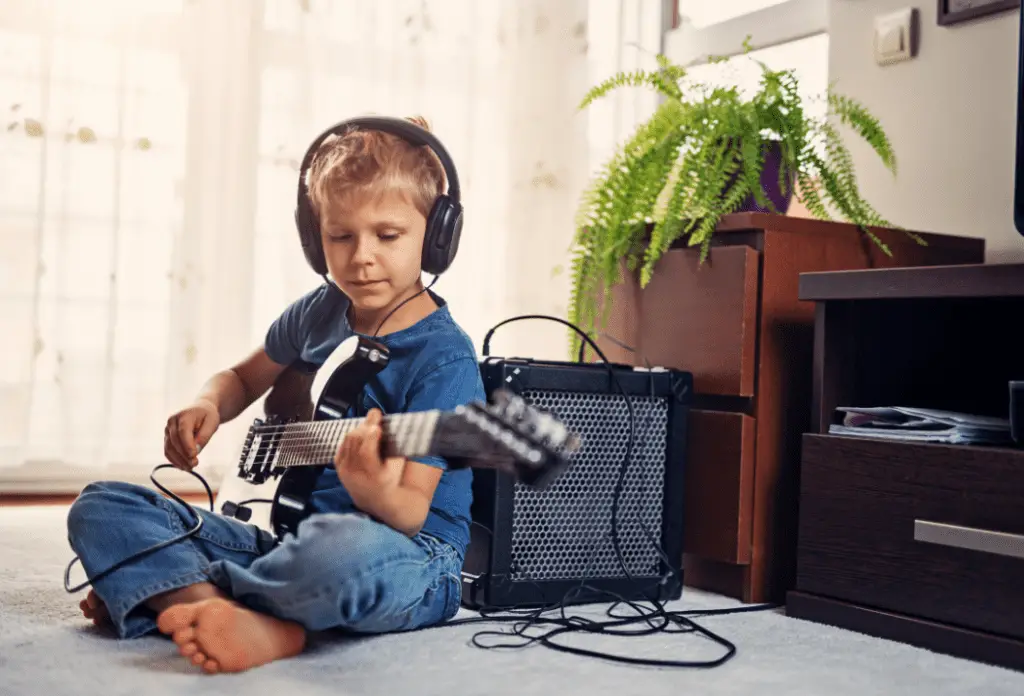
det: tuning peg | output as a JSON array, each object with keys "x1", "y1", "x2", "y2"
[
  {"x1": 505, "y1": 394, "x2": 528, "y2": 421},
  {"x1": 491, "y1": 389, "x2": 512, "y2": 410}
]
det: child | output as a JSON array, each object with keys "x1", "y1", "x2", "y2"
[{"x1": 67, "y1": 115, "x2": 485, "y2": 674}]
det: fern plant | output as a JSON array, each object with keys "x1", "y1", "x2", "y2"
[{"x1": 568, "y1": 44, "x2": 923, "y2": 357}]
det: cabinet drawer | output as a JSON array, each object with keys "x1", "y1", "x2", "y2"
[
  {"x1": 683, "y1": 409, "x2": 755, "y2": 564},
  {"x1": 641, "y1": 246, "x2": 759, "y2": 396},
  {"x1": 594, "y1": 245, "x2": 757, "y2": 397},
  {"x1": 796, "y1": 434, "x2": 1024, "y2": 640}
]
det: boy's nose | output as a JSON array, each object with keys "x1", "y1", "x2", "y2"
[{"x1": 350, "y1": 238, "x2": 376, "y2": 264}]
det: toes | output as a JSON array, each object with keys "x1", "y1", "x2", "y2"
[
  {"x1": 157, "y1": 603, "x2": 198, "y2": 635},
  {"x1": 179, "y1": 641, "x2": 199, "y2": 657},
  {"x1": 203, "y1": 659, "x2": 220, "y2": 675},
  {"x1": 172, "y1": 626, "x2": 196, "y2": 647},
  {"x1": 191, "y1": 651, "x2": 207, "y2": 666}
]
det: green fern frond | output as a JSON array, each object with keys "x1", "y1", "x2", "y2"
[
  {"x1": 579, "y1": 64, "x2": 684, "y2": 110},
  {"x1": 828, "y1": 92, "x2": 897, "y2": 175}
]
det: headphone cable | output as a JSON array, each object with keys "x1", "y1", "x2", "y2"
[{"x1": 318, "y1": 273, "x2": 439, "y2": 339}]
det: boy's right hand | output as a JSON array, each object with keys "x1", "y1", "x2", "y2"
[{"x1": 164, "y1": 399, "x2": 221, "y2": 471}]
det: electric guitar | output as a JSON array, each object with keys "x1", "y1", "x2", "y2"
[{"x1": 214, "y1": 335, "x2": 581, "y2": 540}]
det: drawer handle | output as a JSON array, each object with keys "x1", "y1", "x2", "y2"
[{"x1": 914, "y1": 520, "x2": 1024, "y2": 560}]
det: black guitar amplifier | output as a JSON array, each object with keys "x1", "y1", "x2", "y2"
[{"x1": 461, "y1": 356, "x2": 692, "y2": 609}]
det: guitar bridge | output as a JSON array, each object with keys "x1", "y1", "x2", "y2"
[{"x1": 236, "y1": 418, "x2": 286, "y2": 485}]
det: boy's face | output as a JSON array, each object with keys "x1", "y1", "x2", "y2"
[{"x1": 319, "y1": 190, "x2": 427, "y2": 313}]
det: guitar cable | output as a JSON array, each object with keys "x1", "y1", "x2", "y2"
[
  {"x1": 63, "y1": 464, "x2": 215, "y2": 593},
  {"x1": 450, "y1": 314, "x2": 779, "y2": 668}
]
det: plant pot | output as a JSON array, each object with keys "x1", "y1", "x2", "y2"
[{"x1": 727, "y1": 140, "x2": 796, "y2": 214}]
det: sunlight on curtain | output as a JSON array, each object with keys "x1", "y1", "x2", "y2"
[
  {"x1": 0, "y1": 0, "x2": 648, "y2": 491},
  {"x1": 0, "y1": 0, "x2": 195, "y2": 487}
]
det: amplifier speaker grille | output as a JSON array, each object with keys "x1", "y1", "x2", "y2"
[
  {"x1": 462, "y1": 357, "x2": 690, "y2": 610},
  {"x1": 510, "y1": 389, "x2": 669, "y2": 581}
]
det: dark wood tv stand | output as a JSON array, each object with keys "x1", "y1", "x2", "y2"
[{"x1": 787, "y1": 263, "x2": 1024, "y2": 671}]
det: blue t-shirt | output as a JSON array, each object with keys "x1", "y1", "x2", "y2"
[{"x1": 263, "y1": 281, "x2": 484, "y2": 557}]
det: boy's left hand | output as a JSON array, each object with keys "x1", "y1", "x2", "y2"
[{"x1": 335, "y1": 409, "x2": 405, "y2": 499}]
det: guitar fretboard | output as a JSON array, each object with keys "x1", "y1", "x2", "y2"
[{"x1": 250, "y1": 411, "x2": 440, "y2": 469}]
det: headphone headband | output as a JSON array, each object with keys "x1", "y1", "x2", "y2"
[
  {"x1": 296, "y1": 116, "x2": 460, "y2": 209},
  {"x1": 294, "y1": 115, "x2": 464, "y2": 277}
]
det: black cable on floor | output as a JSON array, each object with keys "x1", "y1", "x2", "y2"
[{"x1": 456, "y1": 315, "x2": 782, "y2": 667}]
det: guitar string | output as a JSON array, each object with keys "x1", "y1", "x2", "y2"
[
  {"x1": 263, "y1": 414, "x2": 439, "y2": 469},
  {"x1": 249, "y1": 412, "x2": 428, "y2": 436},
  {"x1": 243, "y1": 414, "x2": 494, "y2": 469},
  {"x1": 292, "y1": 415, "x2": 490, "y2": 465},
  {"x1": 252, "y1": 419, "x2": 430, "y2": 467},
  {"x1": 259, "y1": 415, "x2": 427, "y2": 447},
  {"x1": 273, "y1": 420, "x2": 411, "y2": 469}
]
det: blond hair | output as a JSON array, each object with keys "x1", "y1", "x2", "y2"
[{"x1": 304, "y1": 115, "x2": 446, "y2": 221}]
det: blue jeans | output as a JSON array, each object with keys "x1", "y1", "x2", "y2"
[{"x1": 65, "y1": 481, "x2": 464, "y2": 640}]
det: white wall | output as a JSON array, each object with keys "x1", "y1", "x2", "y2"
[{"x1": 829, "y1": 0, "x2": 1024, "y2": 262}]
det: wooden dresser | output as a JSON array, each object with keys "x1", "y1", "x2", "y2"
[
  {"x1": 595, "y1": 213, "x2": 985, "y2": 603},
  {"x1": 788, "y1": 263, "x2": 1024, "y2": 670}
]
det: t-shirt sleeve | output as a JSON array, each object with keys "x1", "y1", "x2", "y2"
[
  {"x1": 263, "y1": 286, "x2": 324, "y2": 367},
  {"x1": 404, "y1": 356, "x2": 486, "y2": 470}
]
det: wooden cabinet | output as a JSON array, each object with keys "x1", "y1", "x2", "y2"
[
  {"x1": 596, "y1": 212, "x2": 985, "y2": 603},
  {"x1": 788, "y1": 263, "x2": 1024, "y2": 671}
]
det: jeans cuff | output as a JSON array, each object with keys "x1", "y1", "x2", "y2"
[{"x1": 112, "y1": 569, "x2": 213, "y2": 639}]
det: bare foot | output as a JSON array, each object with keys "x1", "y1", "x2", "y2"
[
  {"x1": 156, "y1": 598, "x2": 306, "y2": 674},
  {"x1": 79, "y1": 590, "x2": 111, "y2": 627}
]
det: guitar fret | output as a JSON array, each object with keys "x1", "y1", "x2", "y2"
[
  {"x1": 409, "y1": 413, "x2": 422, "y2": 456},
  {"x1": 395, "y1": 413, "x2": 411, "y2": 456}
]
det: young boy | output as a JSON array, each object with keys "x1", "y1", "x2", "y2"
[{"x1": 66, "y1": 116, "x2": 485, "y2": 674}]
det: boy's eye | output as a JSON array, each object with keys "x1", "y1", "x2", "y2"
[{"x1": 378, "y1": 233, "x2": 399, "y2": 242}]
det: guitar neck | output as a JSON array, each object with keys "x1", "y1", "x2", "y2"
[{"x1": 254, "y1": 411, "x2": 444, "y2": 469}]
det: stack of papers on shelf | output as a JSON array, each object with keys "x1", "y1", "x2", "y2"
[{"x1": 829, "y1": 406, "x2": 1012, "y2": 445}]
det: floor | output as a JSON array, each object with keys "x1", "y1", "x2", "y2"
[{"x1": 3, "y1": 503, "x2": 1024, "y2": 696}]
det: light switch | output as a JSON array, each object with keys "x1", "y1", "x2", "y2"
[{"x1": 874, "y1": 8, "x2": 917, "y2": 66}]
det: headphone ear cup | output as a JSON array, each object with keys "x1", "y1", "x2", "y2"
[
  {"x1": 422, "y1": 196, "x2": 463, "y2": 275},
  {"x1": 295, "y1": 202, "x2": 327, "y2": 275}
]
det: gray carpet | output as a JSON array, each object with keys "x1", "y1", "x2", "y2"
[{"x1": 3, "y1": 504, "x2": 1023, "y2": 696}]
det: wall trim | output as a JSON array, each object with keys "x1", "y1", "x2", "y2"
[{"x1": 665, "y1": 0, "x2": 827, "y2": 66}]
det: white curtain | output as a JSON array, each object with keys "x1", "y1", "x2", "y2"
[{"x1": 0, "y1": 0, "x2": 664, "y2": 493}]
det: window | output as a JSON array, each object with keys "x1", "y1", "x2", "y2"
[
  {"x1": 666, "y1": 0, "x2": 830, "y2": 133},
  {"x1": 676, "y1": 0, "x2": 790, "y2": 29},
  {"x1": 683, "y1": 33, "x2": 830, "y2": 125}
]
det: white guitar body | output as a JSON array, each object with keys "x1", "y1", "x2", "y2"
[{"x1": 212, "y1": 337, "x2": 364, "y2": 533}]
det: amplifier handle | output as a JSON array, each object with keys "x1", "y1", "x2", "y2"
[{"x1": 913, "y1": 520, "x2": 1024, "y2": 560}]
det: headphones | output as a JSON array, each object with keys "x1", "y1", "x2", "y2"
[{"x1": 294, "y1": 116, "x2": 463, "y2": 277}]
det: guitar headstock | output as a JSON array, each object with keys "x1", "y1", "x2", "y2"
[{"x1": 439, "y1": 388, "x2": 581, "y2": 488}]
